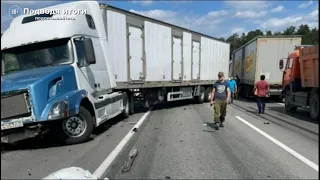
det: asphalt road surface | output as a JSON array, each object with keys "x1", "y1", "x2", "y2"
[{"x1": 1, "y1": 99, "x2": 319, "y2": 179}]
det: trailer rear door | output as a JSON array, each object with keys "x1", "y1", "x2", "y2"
[
  {"x1": 128, "y1": 26, "x2": 143, "y2": 81},
  {"x1": 172, "y1": 37, "x2": 182, "y2": 80},
  {"x1": 192, "y1": 41, "x2": 200, "y2": 80}
]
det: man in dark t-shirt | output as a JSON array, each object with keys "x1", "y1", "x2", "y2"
[{"x1": 210, "y1": 72, "x2": 231, "y2": 130}]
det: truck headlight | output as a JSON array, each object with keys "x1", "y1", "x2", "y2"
[{"x1": 48, "y1": 100, "x2": 68, "y2": 120}]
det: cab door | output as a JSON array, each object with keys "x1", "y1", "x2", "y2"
[{"x1": 283, "y1": 57, "x2": 293, "y2": 88}]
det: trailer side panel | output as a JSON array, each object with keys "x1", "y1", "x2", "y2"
[{"x1": 256, "y1": 38, "x2": 301, "y2": 85}]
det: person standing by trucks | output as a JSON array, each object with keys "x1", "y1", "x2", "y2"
[
  {"x1": 235, "y1": 75, "x2": 240, "y2": 99},
  {"x1": 254, "y1": 75, "x2": 270, "y2": 114},
  {"x1": 227, "y1": 77, "x2": 237, "y2": 104},
  {"x1": 210, "y1": 72, "x2": 231, "y2": 130}
]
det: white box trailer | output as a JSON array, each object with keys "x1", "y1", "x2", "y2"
[
  {"x1": 232, "y1": 36, "x2": 301, "y2": 99},
  {"x1": 101, "y1": 4, "x2": 230, "y2": 90},
  {"x1": 0, "y1": 1, "x2": 230, "y2": 145}
]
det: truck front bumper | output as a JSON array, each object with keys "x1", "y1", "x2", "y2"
[{"x1": 1, "y1": 122, "x2": 49, "y2": 144}]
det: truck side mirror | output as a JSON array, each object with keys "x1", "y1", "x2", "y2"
[
  {"x1": 83, "y1": 38, "x2": 96, "y2": 64},
  {"x1": 279, "y1": 59, "x2": 283, "y2": 70}
]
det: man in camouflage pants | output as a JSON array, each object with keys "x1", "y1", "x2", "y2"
[{"x1": 210, "y1": 72, "x2": 231, "y2": 130}]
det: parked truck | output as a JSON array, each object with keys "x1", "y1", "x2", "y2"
[
  {"x1": 279, "y1": 45, "x2": 319, "y2": 120},
  {"x1": 232, "y1": 36, "x2": 302, "y2": 100},
  {"x1": 1, "y1": 1, "x2": 230, "y2": 145}
]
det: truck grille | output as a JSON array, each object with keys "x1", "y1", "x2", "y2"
[{"x1": 1, "y1": 90, "x2": 31, "y2": 120}]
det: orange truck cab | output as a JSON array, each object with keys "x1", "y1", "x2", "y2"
[{"x1": 279, "y1": 45, "x2": 319, "y2": 120}]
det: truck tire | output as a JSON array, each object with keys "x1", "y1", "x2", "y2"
[
  {"x1": 309, "y1": 91, "x2": 319, "y2": 120},
  {"x1": 121, "y1": 92, "x2": 130, "y2": 119},
  {"x1": 129, "y1": 93, "x2": 135, "y2": 115},
  {"x1": 205, "y1": 87, "x2": 212, "y2": 102},
  {"x1": 284, "y1": 89, "x2": 297, "y2": 112},
  {"x1": 60, "y1": 106, "x2": 94, "y2": 145},
  {"x1": 197, "y1": 86, "x2": 205, "y2": 104}
]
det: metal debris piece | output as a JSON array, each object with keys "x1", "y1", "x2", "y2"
[
  {"x1": 127, "y1": 122, "x2": 137, "y2": 124},
  {"x1": 132, "y1": 128, "x2": 138, "y2": 132},
  {"x1": 165, "y1": 176, "x2": 171, "y2": 179},
  {"x1": 121, "y1": 148, "x2": 138, "y2": 173},
  {"x1": 264, "y1": 122, "x2": 270, "y2": 124}
]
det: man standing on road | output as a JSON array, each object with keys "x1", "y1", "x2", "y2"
[
  {"x1": 235, "y1": 75, "x2": 240, "y2": 99},
  {"x1": 227, "y1": 77, "x2": 237, "y2": 104},
  {"x1": 210, "y1": 72, "x2": 231, "y2": 130},
  {"x1": 254, "y1": 75, "x2": 270, "y2": 114}
]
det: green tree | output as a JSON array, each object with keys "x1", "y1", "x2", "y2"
[
  {"x1": 283, "y1": 26, "x2": 296, "y2": 35},
  {"x1": 265, "y1": 30, "x2": 272, "y2": 36}
]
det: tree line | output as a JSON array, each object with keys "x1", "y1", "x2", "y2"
[{"x1": 220, "y1": 24, "x2": 319, "y2": 53}]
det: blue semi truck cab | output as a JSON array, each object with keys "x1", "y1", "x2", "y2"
[{"x1": 1, "y1": 1, "x2": 130, "y2": 145}]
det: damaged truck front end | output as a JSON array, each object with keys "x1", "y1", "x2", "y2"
[{"x1": 1, "y1": 89, "x2": 48, "y2": 143}]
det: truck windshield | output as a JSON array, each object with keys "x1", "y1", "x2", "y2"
[{"x1": 1, "y1": 38, "x2": 72, "y2": 75}]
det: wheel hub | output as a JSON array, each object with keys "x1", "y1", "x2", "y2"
[{"x1": 62, "y1": 116, "x2": 87, "y2": 137}]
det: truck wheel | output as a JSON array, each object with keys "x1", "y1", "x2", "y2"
[
  {"x1": 121, "y1": 93, "x2": 130, "y2": 119},
  {"x1": 60, "y1": 106, "x2": 94, "y2": 145},
  {"x1": 205, "y1": 87, "x2": 212, "y2": 102},
  {"x1": 284, "y1": 90, "x2": 297, "y2": 112},
  {"x1": 197, "y1": 86, "x2": 205, "y2": 103},
  {"x1": 129, "y1": 93, "x2": 135, "y2": 115},
  {"x1": 309, "y1": 91, "x2": 319, "y2": 120}
]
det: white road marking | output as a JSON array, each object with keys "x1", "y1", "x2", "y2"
[
  {"x1": 93, "y1": 110, "x2": 152, "y2": 179},
  {"x1": 277, "y1": 103, "x2": 284, "y2": 106},
  {"x1": 235, "y1": 116, "x2": 319, "y2": 172}
]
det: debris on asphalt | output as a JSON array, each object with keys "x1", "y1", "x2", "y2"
[
  {"x1": 154, "y1": 128, "x2": 159, "y2": 130},
  {"x1": 27, "y1": 169, "x2": 31, "y2": 176},
  {"x1": 179, "y1": 140, "x2": 183, "y2": 142},
  {"x1": 184, "y1": 108, "x2": 186, "y2": 110},
  {"x1": 165, "y1": 176, "x2": 171, "y2": 179},
  {"x1": 132, "y1": 128, "x2": 138, "y2": 132},
  {"x1": 106, "y1": 133, "x2": 110, "y2": 137},
  {"x1": 121, "y1": 148, "x2": 138, "y2": 173},
  {"x1": 127, "y1": 122, "x2": 137, "y2": 124},
  {"x1": 264, "y1": 122, "x2": 270, "y2": 124}
]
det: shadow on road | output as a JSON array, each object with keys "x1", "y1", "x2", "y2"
[
  {"x1": 267, "y1": 106, "x2": 318, "y2": 125},
  {"x1": 231, "y1": 103, "x2": 318, "y2": 136},
  {"x1": 0, "y1": 99, "x2": 218, "y2": 152},
  {"x1": 1, "y1": 102, "x2": 151, "y2": 152}
]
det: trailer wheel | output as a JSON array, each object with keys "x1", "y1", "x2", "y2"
[
  {"x1": 197, "y1": 86, "x2": 205, "y2": 103},
  {"x1": 205, "y1": 87, "x2": 212, "y2": 102},
  {"x1": 121, "y1": 92, "x2": 130, "y2": 119},
  {"x1": 60, "y1": 106, "x2": 94, "y2": 145},
  {"x1": 284, "y1": 89, "x2": 297, "y2": 112},
  {"x1": 129, "y1": 93, "x2": 135, "y2": 115},
  {"x1": 309, "y1": 91, "x2": 319, "y2": 120}
]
